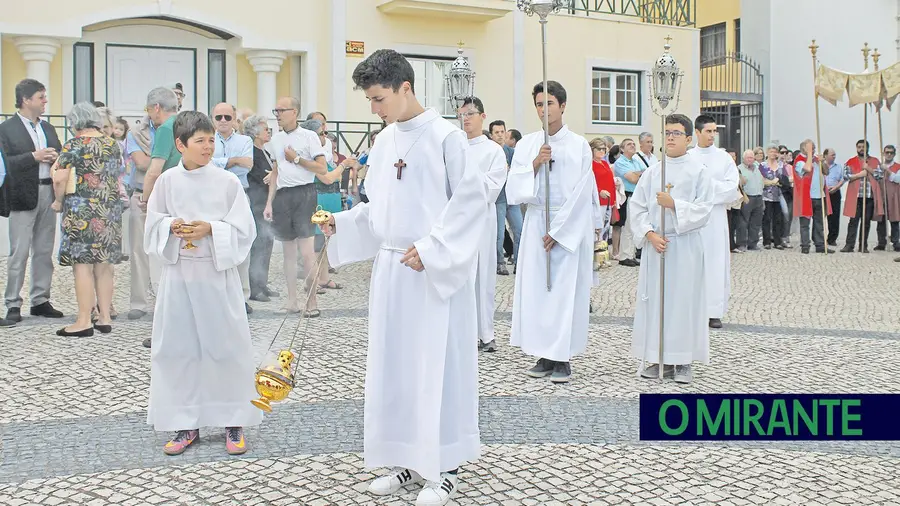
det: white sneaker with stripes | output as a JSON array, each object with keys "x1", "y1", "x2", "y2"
[
  {"x1": 416, "y1": 472, "x2": 458, "y2": 506},
  {"x1": 367, "y1": 467, "x2": 422, "y2": 496}
]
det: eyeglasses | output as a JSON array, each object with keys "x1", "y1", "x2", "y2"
[
  {"x1": 214, "y1": 115, "x2": 233, "y2": 122},
  {"x1": 272, "y1": 108, "x2": 293, "y2": 116},
  {"x1": 664, "y1": 130, "x2": 686, "y2": 137},
  {"x1": 779, "y1": 150, "x2": 788, "y2": 154},
  {"x1": 886, "y1": 151, "x2": 896, "y2": 155},
  {"x1": 459, "y1": 111, "x2": 480, "y2": 118}
]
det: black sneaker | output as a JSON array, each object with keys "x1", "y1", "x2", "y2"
[
  {"x1": 482, "y1": 340, "x2": 497, "y2": 352},
  {"x1": 250, "y1": 292, "x2": 270, "y2": 302},
  {"x1": 525, "y1": 358, "x2": 555, "y2": 378},
  {"x1": 0, "y1": 318, "x2": 16, "y2": 328},
  {"x1": 874, "y1": 244, "x2": 887, "y2": 251},
  {"x1": 549, "y1": 362, "x2": 571, "y2": 383},
  {"x1": 709, "y1": 318, "x2": 723, "y2": 329}
]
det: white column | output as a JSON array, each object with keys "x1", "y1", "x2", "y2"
[
  {"x1": 246, "y1": 50, "x2": 287, "y2": 122},
  {"x1": 331, "y1": 0, "x2": 348, "y2": 120},
  {"x1": 513, "y1": 10, "x2": 525, "y2": 130},
  {"x1": 15, "y1": 36, "x2": 61, "y2": 112}
]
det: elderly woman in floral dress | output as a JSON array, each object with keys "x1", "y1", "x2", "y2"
[{"x1": 50, "y1": 102, "x2": 125, "y2": 337}]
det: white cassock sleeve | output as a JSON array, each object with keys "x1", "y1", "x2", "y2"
[
  {"x1": 505, "y1": 137, "x2": 539, "y2": 205},
  {"x1": 712, "y1": 155, "x2": 741, "y2": 205},
  {"x1": 414, "y1": 130, "x2": 487, "y2": 300},
  {"x1": 548, "y1": 141, "x2": 595, "y2": 253},
  {"x1": 484, "y1": 146, "x2": 509, "y2": 202},
  {"x1": 208, "y1": 179, "x2": 257, "y2": 271},
  {"x1": 144, "y1": 175, "x2": 182, "y2": 265},
  {"x1": 629, "y1": 166, "x2": 655, "y2": 250},
  {"x1": 329, "y1": 202, "x2": 381, "y2": 267},
  {"x1": 672, "y1": 166, "x2": 716, "y2": 235}
]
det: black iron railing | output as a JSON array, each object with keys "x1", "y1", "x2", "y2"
[
  {"x1": 561, "y1": 0, "x2": 696, "y2": 27},
  {"x1": 327, "y1": 120, "x2": 385, "y2": 155},
  {"x1": 0, "y1": 114, "x2": 73, "y2": 142}
]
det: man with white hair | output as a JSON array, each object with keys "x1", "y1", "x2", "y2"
[
  {"x1": 736, "y1": 149, "x2": 764, "y2": 251},
  {"x1": 212, "y1": 102, "x2": 255, "y2": 313},
  {"x1": 635, "y1": 132, "x2": 658, "y2": 168},
  {"x1": 138, "y1": 86, "x2": 182, "y2": 347}
]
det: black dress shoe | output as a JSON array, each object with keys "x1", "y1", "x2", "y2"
[
  {"x1": 56, "y1": 326, "x2": 94, "y2": 337},
  {"x1": 0, "y1": 318, "x2": 17, "y2": 328},
  {"x1": 250, "y1": 293, "x2": 270, "y2": 302},
  {"x1": 709, "y1": 318, "x2": 723, "y2": 329},
  {"x1": 841, "y1": 245, "x2": 854, "y2": 253},
  {"x1": 263, "y1": 287, "x2": 280, "y2": 297},
  {"x1": 245, "y1": 303, "x2": 253, "y2": 315},
  {"x1": 94, "y1": 323, "x2": 112, "y2": 334},
  {"x1": 31, "y1": 302, "x2": 63, "y2": 318},
  {"x1": 6, "y1": 308, "x2": 22, "y2": 323}
]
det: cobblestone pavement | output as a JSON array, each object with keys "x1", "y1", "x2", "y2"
[{"x1": 1, "y1": 238, "x2": 899, "y2": 505}]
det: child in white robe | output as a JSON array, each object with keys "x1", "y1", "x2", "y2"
[{"x1": 144, "y1": 111, "x2": 262, "y2": 456}]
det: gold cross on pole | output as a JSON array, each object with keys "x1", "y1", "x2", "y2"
[
  {"x1": 873, "y1": 48, "x2": 881, "y2": 70},
  {"x1": 809, "y1": 39, "x2": 819, "y2": 57},
  {"x1": 862, "y1": 42, "x2": 870, "y2": 70}
]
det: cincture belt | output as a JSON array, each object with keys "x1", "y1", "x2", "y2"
[
  {"x1": 526, "y1": 203, "x2": 561, "y2": 212},
  {"x1": 380, "y1": 245, "x2": 409, "y2": 254}
]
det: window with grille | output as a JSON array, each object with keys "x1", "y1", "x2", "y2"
[
  {"x1": 591, "y1": 69, "x2": 640, "y2": 125},
  {"x1": 701, "y1": 22, "x2": 727, "y2": 66},
  {"x1": 74, "y1": 43, "x2": 94, "y2": 104},
  {"x1": 734, "y1": 19, "x2": 741, "y2": 55},
  {"x1": 405, "y1": 56, "x2": 454, "y2": 117}
]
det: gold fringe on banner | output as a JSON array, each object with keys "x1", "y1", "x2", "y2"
[
  {"x1": 848, "y1": 72, "x2": 883, "y2": 107},
  {"x1": 815, "y1": 64, "x2": 849, "y2": 105},
  {"x1": 814, "y1": 61, "x2": 900, "y2": 109},
  {"x1": 879, "y1": 62, "x2": 900, "y2": 111}
]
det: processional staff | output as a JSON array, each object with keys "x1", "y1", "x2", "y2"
[
  {"x1": 643, "y1": 37, "x2": 683, "y2": 381},
  {"x1": 860, "y1": 43, "x2": 871, "y2": 253},
  {"x1": 517, "y1": 0, "x2": 563, "y2": 292},
  {"x1": 809, "y1": 40, "x2": 829, "y2": 254},
  {"x1": 872, "y1": 48, "x2": 888, "y2": 219}
]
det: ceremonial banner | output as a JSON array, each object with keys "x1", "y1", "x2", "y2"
[
  {"x1": 880, "y1": 61, "x2": 900, "y2": 110},
  {"x1": 815, "y1": 64, "x2": 848, "y2": 105},
  {"x1": 848, "y1": 72, "x2": 883, "y2": 107}
]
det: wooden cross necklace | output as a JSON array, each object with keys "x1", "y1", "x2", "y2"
[{"x1": 393, "y1": 115, "x2": 438, "y2": 180}]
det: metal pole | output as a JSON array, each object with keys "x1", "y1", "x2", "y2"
[
  {"x1": 861, "y1": 44, "x2": 870, "y2": 253},
  {"x1": 810, "y1": 41, "x2": 828, "y2": 254},
  {"x1": 873, "y1": 49, "x2": 887, "y2": 221},
  {"x1": 657, "y1": 114, "x2": 668, "y2": 380},
  {"x1": 540, "y1": 17, "x2": 552, "y2": 291}
]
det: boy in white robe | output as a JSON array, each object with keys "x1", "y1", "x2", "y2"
[
  {"x1": 507, "y1": 81, "x2": 598, "y2": 384},
  {"x1": 630, "y1": 114, "x2": 716, "y2": 384},
  {"x1": 693, "y1": 114, "x2": 741, "y2": 329},
  {"x1": 458, "y1": 97, "x2": 508, "y2": 353},
  {"x1": 144, "y1": 111, "x2": 262, "y2": 456},
  {"x1": 319, "y1": 49, "x2": 486, "y2": 506}
]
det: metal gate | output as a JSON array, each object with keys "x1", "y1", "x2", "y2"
[{"x1": 700, "y1": 52, "x2": 764, "y2": 153}]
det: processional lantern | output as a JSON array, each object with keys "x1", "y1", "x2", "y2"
[
  {"x1": 649, "y1": 37, "x2": 683, "y2": 114},
  {"x1": 446, "y1": 42, "x2": 475, "y2": 112}
]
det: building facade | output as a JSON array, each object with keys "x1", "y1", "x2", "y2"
[{"x1": 700, "y1": 0, "x2": 899, "y2": 156}]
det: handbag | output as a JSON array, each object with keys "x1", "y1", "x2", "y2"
[{"x1": 64, "y1": 166, "x2": 76, "y2": 195}]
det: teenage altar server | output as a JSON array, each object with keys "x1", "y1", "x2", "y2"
[
  {"x1": 630, "y1": 113, "x2": 716, "y2": 384},
  {"x1": 692, "y1": 114, "x2": 740, "y2": 329},
  {"x1": 507, "y1": 80, "x2": 598, "y2": 384},
  {"x1": 320, "y1": 49, "x2": 486, "y2": 506},
  {"x1": 458, "y1": 96, "x2": 508, "y2": 353},
  {"x1": 144, "y1": 111, "x2": 261, "y2": 456}
]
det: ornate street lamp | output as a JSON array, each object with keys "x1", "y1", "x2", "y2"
[
  {"x1": 446, "y1": 42, "x2": 475, "y2": 117},
  {"x1": 517, "y1": 0, "x2": 563, "y2": 291},
  {"x1": 642, "y1": 37, "x2": 684, "y2": 381}
]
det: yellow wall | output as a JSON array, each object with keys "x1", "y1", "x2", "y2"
[
  {"x1": 1, "y1": 38, "x2": 26, "y2": 112},
  {"x1": 236, "y1": 54, "x2": 256, "y2": 111}
]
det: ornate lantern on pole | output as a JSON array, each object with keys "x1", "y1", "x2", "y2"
[
  {"x1": 446, "y1": 42, "x2": 476, "y2": 120},
  {"x1": 517, "y1": 0, "x2": 563, "y2": 291},
  {"x1": 642, "y1": 36, "x2": 683, "y2": 381}
]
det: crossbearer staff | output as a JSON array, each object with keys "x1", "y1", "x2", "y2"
[
  {"x1": 642, "y1": 38, "x2": 683, "y2": 381},
  {"x1": 811, "y1": 41, "x2": 900, "y2": 251},
  {"x1": 518, "y1": 0, "x2": 563, "y2": 291}
]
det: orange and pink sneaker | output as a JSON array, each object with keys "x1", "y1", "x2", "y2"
[
  {"x1": 163, "y1": 429, "x2": 199, "y2": 456},
  {"x1": 226, "y1": 427, "x2": 247, "y2": 455}
]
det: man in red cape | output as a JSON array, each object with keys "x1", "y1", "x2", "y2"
[
  {"x1": 875, "y1": 144, "x2": 900, "y2": 251},
  {"x1": 792, "y1": 139, "x2": 833, "y2": 254},
  {"x1": 841, "y1": 139, "x2": 884, "y2": 253}
]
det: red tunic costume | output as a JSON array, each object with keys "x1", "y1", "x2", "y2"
[
  {"x1": 792, "y1": 153, "x2": 832, "y2": 218},
  {"x1": 842, "y1": 156, "x2": 884, "y2": 220},
  {"x1": 592, "y1": 159, "x2": 619, "y2": 223},
  {"x1": 883, "y1": 161, "x2": 900, "y2": 222}
]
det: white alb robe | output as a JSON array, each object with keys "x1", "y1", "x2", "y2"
[
  {"x1": 630, "y1": 153, "x2": 716, "y2": 365},
  {"x1": 468, "y1": 135, "x2": 508, "y2": 344},
  {"x1": 327, "y1": 108, "x2": 486, "y2": 482},
  {"x1": 507, "y1": 125, "x2": 598, "y2": 362},
  {"x1": 144, "y1": 163, "x2": 262, "y2": 431},
  {"x1": 693, "y1": 145, "x2": 740, "y2": 319}
]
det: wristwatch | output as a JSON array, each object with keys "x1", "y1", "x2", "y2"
[{"x1": 293, "y1": 155, "x2": 302, "y2": 165}]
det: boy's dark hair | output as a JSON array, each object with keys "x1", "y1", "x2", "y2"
[
  {"x1": 694, "y1": 114, "x2": 717, "y2": 132},
  {"x1": 608, "y1": 144, "x2": 621, "y2": 164},
  {"x1": 508, "y1": 129, "x2": 522, "y2": 142},
  {"x1": 173, "y1": 111, "x2": 215, "y2": 146},
  {"x1": 462, "y1": 96, "x2": 484, "y2": 114},
  {"x1": 352, "y1": 49, "x2": 416, "y2": 93},
  {"x1": 15, "y1": 79, "x2": 46, "y2": 108},
  {"x1": 532, "y1": 80, "x2": 567, "y2": 105},
  {"x1": 489, "y1": 120, "x2": 506, "y2": 133},
  {"x1": 667, "y1": 114, "x2": 694, "y2": 137}
]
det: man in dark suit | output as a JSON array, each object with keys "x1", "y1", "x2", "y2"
[{"x1": 0, "y1": 79, "x2": 65, "y2": 322}]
